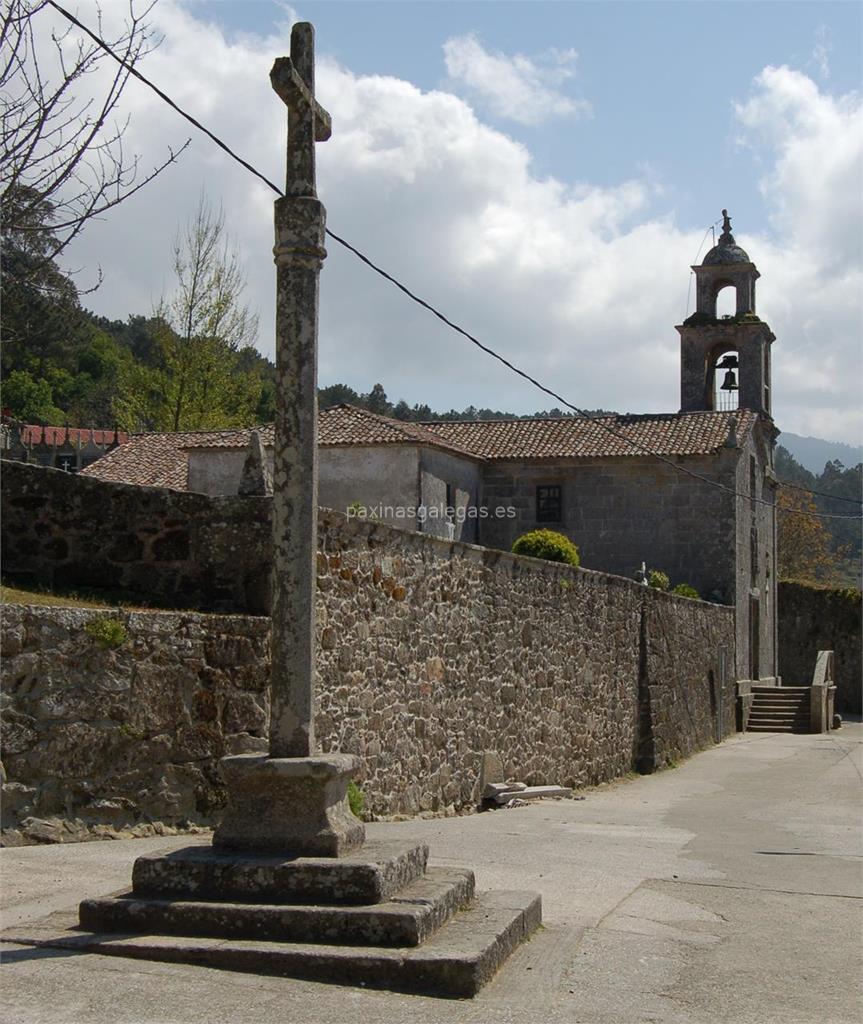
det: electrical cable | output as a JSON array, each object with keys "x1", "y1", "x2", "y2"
[{"x1": 39, "y1": 1, "x2": 863, "y2": 522}]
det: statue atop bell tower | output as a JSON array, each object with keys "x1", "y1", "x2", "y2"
[{"x1": 678, "y1": 210, "x2": 775, "y2": 417}]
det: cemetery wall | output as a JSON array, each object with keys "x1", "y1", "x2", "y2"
[
  {"x1": 2, "y1": 461, "x2": 273, "y2": 615},
  {"x1": 1, "y1": 509, "x2": 735, "y2": 845},
  {"x1": 777, "y1": 581, "x2": 862, "y2": 714}
]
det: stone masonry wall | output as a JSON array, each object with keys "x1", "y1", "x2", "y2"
[
  {"x1": 1, "y1": 512, "x2": 735, "y2": 844},
  {"x1": 778, "y1": 581, "x2": 862, "y2": 714},
  {"x1": 2, "y1": 461, "x2": 272, "y2": 614}
]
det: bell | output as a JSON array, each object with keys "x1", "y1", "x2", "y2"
[{"x1": 721, "y1": 369, "x2": 738, "y2": 392}]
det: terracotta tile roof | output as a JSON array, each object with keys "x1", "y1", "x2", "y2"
[
  {"x1": 421, "y1": 410, "x2": 756, "y2": 460},
  {"x1": 81, "y1": 406, "x2": 755, "y2": 491},
  {"x1": 318, "y1": 404, "x2": 480, "y2": 459},
  {"x1": 82, "y1": 432, "x2": 195, "y2": 489},
  {"x1": 17, "y1": 425, "x2": 128, "y2": 447}
]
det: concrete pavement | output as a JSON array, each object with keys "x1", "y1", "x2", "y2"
[{"x1": 2, "y1": 724, "x2": 861, "y2": 1024}]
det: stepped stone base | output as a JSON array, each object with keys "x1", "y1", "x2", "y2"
[
  {"x1": 2, "y1": 890, "x2": 541, "y2": 998},
  {"x1": 1, "y1": 832, "x2": 544, "y2": 997},
  {"x1": 81, "y1": 867, "x2": 475, "y2": 947},
  {"x1": 7, "y1": 754, "x2": 543, "y2": 996}
]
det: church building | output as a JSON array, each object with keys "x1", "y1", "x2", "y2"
[{"x1": 83, "y1": 213, "x2": 779, "y2": 682}]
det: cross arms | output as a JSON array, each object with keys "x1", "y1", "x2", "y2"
[{"x1": 270, "y1": 58, "x2": 332, "y2": 141}]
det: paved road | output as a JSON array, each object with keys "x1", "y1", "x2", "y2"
[{"x1": 2, "y1": 724, "x2": 861, "y2": 1024}]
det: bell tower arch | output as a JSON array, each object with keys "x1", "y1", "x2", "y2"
[{"x1": 677, "y1": 211, "x2": 775, "y2": 418}]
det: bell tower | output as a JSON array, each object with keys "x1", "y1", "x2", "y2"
[{"x1": 678, "y1": 210, "x2": 775, "y2": 418}]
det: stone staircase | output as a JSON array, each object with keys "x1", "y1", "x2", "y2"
[{"x1": 747, "y1": 686, "x2": 810, "y2": 733}]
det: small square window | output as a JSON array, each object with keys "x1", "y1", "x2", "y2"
[{"x1": 536, "y1": 485, "x2": 562, "y2": 523}]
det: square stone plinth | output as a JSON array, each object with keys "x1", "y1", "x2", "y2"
[
  {"x1": 213, "y1": 754, "x2": 365, "y2": 857},
  {"x1": 131, "y1": 840, "x2": 429, "y2": 905}
]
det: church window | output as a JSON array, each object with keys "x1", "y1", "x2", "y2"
[{"x1": 536, "y1": 485, "x2": 562, "y2": 523}]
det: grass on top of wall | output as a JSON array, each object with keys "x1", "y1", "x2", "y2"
[{"x1": 1, "y1": 579, "x2": 171, "y2": 612}]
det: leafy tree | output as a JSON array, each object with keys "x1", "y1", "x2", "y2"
[
  {"x1": 777, "y1": 486, "x2": 849, "y2": 585},
  {"x1": 775, "y1": 446, "x2": 861, "y2": 582},
  {"x1": 0, "y1": 187, "x2": 88, "y2": 377},
  {"x1": 117, "y1": 197, "x2": 262, "y2": 431},
  {"x1": 363, "y1": 383, "x2": 392, "y2": 416},
  {"x1": 1, "y1": 368, "x2": 63, "y2": 422},
  {"x1": 318, "y1": 383, "x2": 360, "y2": 408},
  {"x1": 774, "y1": 445, "x2": 814, "y2": 488}
]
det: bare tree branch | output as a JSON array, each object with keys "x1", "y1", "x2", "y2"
[{"x1": 1, "y1": 0, "x2": 183, "y2": 282}]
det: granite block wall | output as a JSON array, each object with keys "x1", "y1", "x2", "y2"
[
  {"x1": 2, "y1": 461, "x2": 272, "y2": 614},
  {"x1": 778, "y1": 581, "x2": 861, "y2": 714},
  {"x1": 1, "y1": 508, "x2": 735, "y2": 844}
]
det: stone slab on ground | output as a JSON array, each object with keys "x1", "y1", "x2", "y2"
[
  {"x1": 2, "y1": 890, "x2": 542, "y2": 999},
  {"x1": 489, "y1": 786, "x2": 573, "y2": 805},
  {"x1": 131, "y1": 839, "x2": 429, "y2": 905},
  {"x1": 80, "y1": 868, "x2": 474, "y2": 947}
]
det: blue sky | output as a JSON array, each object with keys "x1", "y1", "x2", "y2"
[
  {"x1": 197, "y1": 0, "x2": 861, "y2": 235},
  {"x1": 43, "y1": 1, "x2": 863, "y2": 442}
]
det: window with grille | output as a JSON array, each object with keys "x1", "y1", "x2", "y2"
[{"x1": 536, "y1": 485, "x2": 562, "y2": 523}]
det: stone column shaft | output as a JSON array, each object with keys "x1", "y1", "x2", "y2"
[{"x1": 269, "y1": 194, "x2": 326, "y2": 758}]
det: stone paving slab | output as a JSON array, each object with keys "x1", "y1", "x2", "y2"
[
  {"x1": 80, "y1": 868, "x2": 475, "y2": 947},
  {"x1": 131, "y1": 839, "x2": 429, "y2": 905},
  {"x1": 2, "y1": 890, "x2": 542, "y2": 998}
]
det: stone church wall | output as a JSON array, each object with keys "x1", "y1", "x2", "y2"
[
  {"x1": 0, "y1": 472, "x2": 735, "y2": 844},
  {"x1": 479, "y1": 453, "x2": 740, "y2": 604},
  {"x1": 778, "y1": 581, "x2": 861, "y2": 714}
]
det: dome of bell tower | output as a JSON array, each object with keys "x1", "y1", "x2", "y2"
[{"x1": 702, "y1": 209, "x2": 750, "y2": 265}]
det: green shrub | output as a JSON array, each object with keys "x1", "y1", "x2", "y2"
[
  {"x1": 84, "y1": 617, "x2": 127, "y2": 649},
  {"x1": 648, "y1": 569, "x2": 670, "y2": 591},
  {"x1": 347, "y1": 780, "x2": 365, "y2": 819},
  {"x1": 512, "y1": 529, "x2": 580, "y2": 567},
  {"x1": 671, "y1": 582, "x2": 700, "y2": 600}
]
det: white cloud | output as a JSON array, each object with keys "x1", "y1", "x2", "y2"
[
  {"x1": 810, "y1": 25, "x2": 831, "y2": 80},
  {"x1": 442, "y1": 34, "x2": 591, "y2": 125},
  {"x1": 734, "y1": 66, "x2": 863, "y2": 442},
  {"x1": 32, "y1": 3, "x2": 862, "y2": 445}
]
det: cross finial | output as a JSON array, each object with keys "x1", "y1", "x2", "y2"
[
  {"x1": 271, "y1": 22, "x2": 332, "y2": 198},
  {"x1": 721, "y1": 209, "x2": 733, "y2": 239}
]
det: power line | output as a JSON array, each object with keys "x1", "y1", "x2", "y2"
[
  {"x1": 46, "y1": 1, "x2": 285, "y2": 198},
  {"x1": 40, "y1": 1, "x2": 863, "y2": 522},
  {"x1": 776, "y1": 480, "x2": 861, "y2": 506}
]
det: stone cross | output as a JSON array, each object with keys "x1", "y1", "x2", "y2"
[
  {"x1": 215, "y1": 21, "x2": 362, "y2": 857},
  {"x1": 270, "y1": 25, "x2": 332, "y2": 199},
  {"x1": 268, "y1": 22, "x2": 331, "y2": 758}
]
